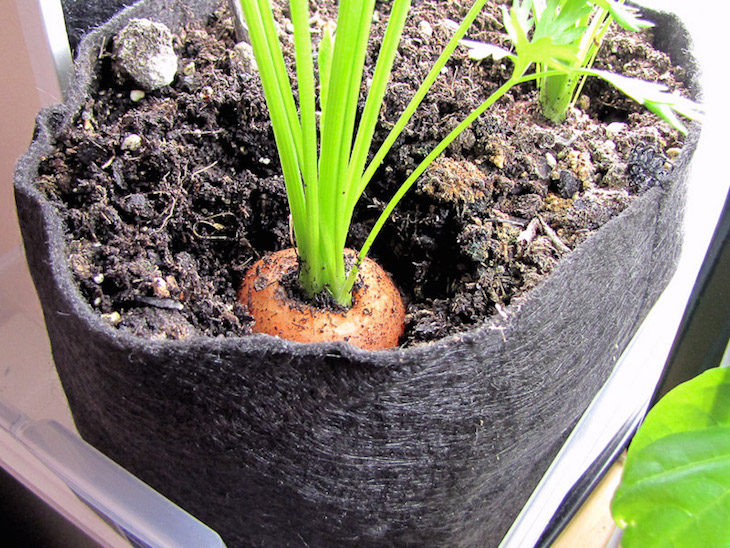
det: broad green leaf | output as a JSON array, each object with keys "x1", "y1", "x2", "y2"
[
  {"x1": 628, "y1": 367, "x2": 730, "y2": 454},
  {"x1": 612, "y1": 368, "x2": 730, "y2": 547},
  {"x1": 613, "y1": 426, "x2": 730, "y2": 547}
]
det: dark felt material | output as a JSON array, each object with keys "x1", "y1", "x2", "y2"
[
  {"x1": 61, "y1": 0, "x2": 139, "y2": 51},
  {"x1": 14, "y1": 1, "x2": 699, "y2": 546}
]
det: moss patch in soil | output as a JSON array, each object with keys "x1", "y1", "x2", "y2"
[{"x1": 36, "y1": 0, "x2": 691, "y2": 346}]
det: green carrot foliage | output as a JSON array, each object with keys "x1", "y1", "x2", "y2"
[
  {"x1": 240, "y1": 0, "x2": 701, "y2": 309},
  {"x1": 462, "y1": 0, "x2": 702, "y2": 131},
  {"x1": 239, "y1": 0, "x2": 488, "y2": 306}
]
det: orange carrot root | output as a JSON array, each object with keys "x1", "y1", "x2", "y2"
[{"x1": 239, "y1": 248, "x2": 405, "y2": 350}]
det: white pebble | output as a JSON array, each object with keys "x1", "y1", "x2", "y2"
[
  {"x1": 418, "y1": 20, "x2": 433, "y2": 38},
  {"x1": 102, "y1": 312, "x2": 121, "y2": 325},
  {"x1": 121, "y1": 134, "x2": 142, "y2": 151},
  {"x1": 545, "y1": 152, "x2": 557, "y2": 168},
  {"x1": 605, "y1": 122, "x2": 627, "y2": 137}
]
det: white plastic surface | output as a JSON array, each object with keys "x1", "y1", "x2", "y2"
[{"x1": 0, "y1": 400, "x2": 226, "y2": 548}]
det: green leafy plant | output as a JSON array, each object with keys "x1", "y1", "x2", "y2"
[
  {"x1": 240, "y1": 0, "x2": 493, "y2": 306},
  {"x1": 240, "y1": 0, "x2": 701, "y2": 309},
  {"x1": 611, "y1": 367, "x2": 730, "y2": 547},
  {"x1": 462, "y1": 0, "x2": 702, "y2": 131}
]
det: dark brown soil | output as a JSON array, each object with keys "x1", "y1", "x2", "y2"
[{"x1": 37, "y1": 0, "x2": 691, "y2": 346}]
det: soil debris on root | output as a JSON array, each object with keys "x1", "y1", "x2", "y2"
[{"x1": 37, "y1": 0, "x2": 692, "y2": 346}]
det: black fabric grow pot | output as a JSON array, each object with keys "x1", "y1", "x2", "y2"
[{"x1": 14, "y1": 1, "x2": 699, "y2": 546}]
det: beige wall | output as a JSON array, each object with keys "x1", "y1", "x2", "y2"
[{"x1": 0, "y1": 0, "x2": 64, "y2": 257}]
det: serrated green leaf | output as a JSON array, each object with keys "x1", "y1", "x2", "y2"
[
  {"x1": 533, "y1": 0, "x2": 592, "y2": 45},
  {"x1": 503, "y1": 2, "x2": 533, "y2": 51},
  {"x1": 588, "y1": 69, "x2": 703, "y2": 134},
  {"x1": 460, "y1": 39, "x2": 515, "y2": 61},
  {"x1": 612, "y1": 368, "x2": 730, "y2": 548},
  {"x1": 520, "y1": 37, "x2": 580, "y2": 68},
  {"x1": 532, "y1": 0, "x2": 547, "y2": 19},
  {"x1": 592, "y1": 0, "x2": 654, "y2": 32}
]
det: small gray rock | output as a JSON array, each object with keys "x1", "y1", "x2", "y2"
[
  {"x1": 113, "y1": 19, "x2": 178, "y2": 91},
  {"x1": 231, "y1": 41, "x2": 258, "y2": 74},
  {"x1": 558, "y1": 170, "x2": 580, "y2": 199}
]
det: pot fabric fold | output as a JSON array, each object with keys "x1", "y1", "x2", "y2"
[{"x1": 14, "y1": 1, "x2": 699, "y2": 546}]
